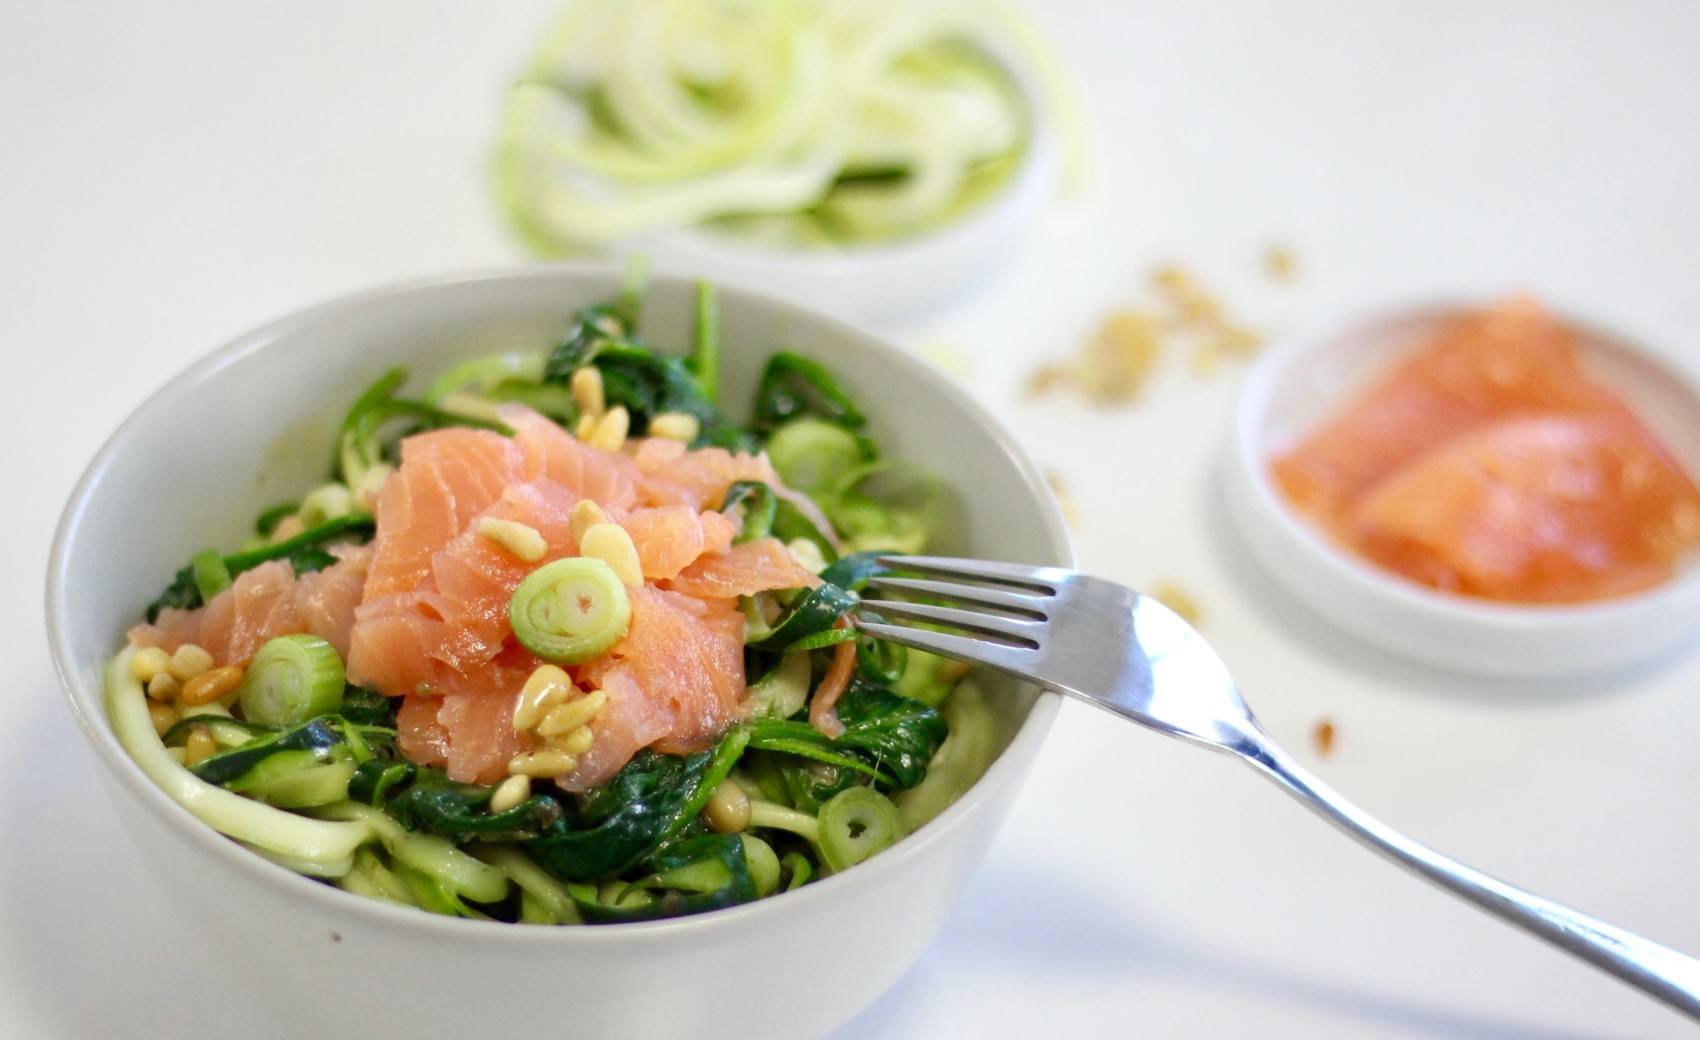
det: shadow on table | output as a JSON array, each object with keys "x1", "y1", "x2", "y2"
[
  {"x1": 836, "y1": 862, "x2": 1610, "y2": 1040},
  {"x1": 1198, "y1": 473, "x2": 1693, "y2": 706},
  {"x1": 0, "y1": 686, "x2": 300, "y2": 1039}
]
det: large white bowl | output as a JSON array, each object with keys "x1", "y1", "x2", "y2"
[{"x1": 46, "y1": 267, "x2": 1070, "y2": 1039}]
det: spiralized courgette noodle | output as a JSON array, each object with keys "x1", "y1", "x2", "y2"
[{"x1": 499, "y1": 0, "x2": 1059, "y2": 250}]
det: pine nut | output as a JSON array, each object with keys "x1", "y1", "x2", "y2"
[
  {"x1": 704, "y1": 778, "x2": 751, "y2": 834},
  {"x1": 184, "y1": 725, "x2": 218, "y2": 767},
  {"x1": 130, "y1": 647, "x2": 172, "y2": 683},
  {"x1": 549, "y1": 725, "x2": 595, "y2": 756},
  {"x1": 146, "y1": 672, "x2": 181, "y2": 702},
  {"x1": 269, "y1": 514, "x2": 306, "y2": 543},
  {"x1": 514, "y1": 665, "x2": 575, "y2": 732},
  {"x1": 648, "y1": 412, "x2": 700, "y2": 443},
  {"x1": 181, "y1": 665, "x2": 244, "y2": 707},
  {"x1": 507, "y1": 749, "x2": 579, "y2": 779},
  {"x1": 478, "y1": 517, "x2": 547, "y2": 562},
  {"x1": 580, "y1": 522, "x2": 642, "y2": 587},
  {"x1": 488, "y1": 774, "x2": 532, "y2": 814},
  {"x1": 167, "y1": 644, "x2": 216, "y2": 682},
  {"x1": 569, "y1": 500, "x2": 608, "y2": 544},
  {"x1": 148, "y1": 701, "x2": 179, "y2": 737},
  {"x1": 588, "y1": 406, "x2": 631, "y2": 453},
  {"x1": 535, "y1": 690, "x2": 607, "y2": 739},
  {"x1": 571, "y1": 367, "x2": 605, "y2": 419}
]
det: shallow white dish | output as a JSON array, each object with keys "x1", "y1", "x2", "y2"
[
  {"x1": 1224, "y1": 300, "x2": 1700, "y2": 678},
  {"x1": 45, "y1": 266, "x2": 1070, "y2": 1040}
]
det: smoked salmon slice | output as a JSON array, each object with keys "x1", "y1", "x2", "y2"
[
  {"x1": 133, "y1": 400, "x2": 828, "y2": 787},
  {"x1": 130, "y1": 545, "x2": 372, "y2": 666},
  {"x1": 1347, "y1": 415, "x2": 1700, "y2": 603},
  {"x1": 1273, "y1": 297, "x2": 1637, "y2": 522},
  {"x1": 1272, "y1": 297, "x2": 1700, "y2": 604}
]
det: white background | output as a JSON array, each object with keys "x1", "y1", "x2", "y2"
[{"x1": 5, "y1": 2, "x2": 1700, "y2": 1037}]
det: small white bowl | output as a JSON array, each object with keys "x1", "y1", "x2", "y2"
[
  {"x1": 610, "y1": 46, "x2": 1061, "y2": 323},
  {"x1": 46, "y1": 266, "x2": 1071, "y2": 1039},
  {"x1": 1224, "y1": 300, "x2": 1700, "y2": 677}
]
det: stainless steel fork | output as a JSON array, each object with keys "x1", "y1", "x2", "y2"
[{"x1": 854, "y1": 556, "x2": 1700, "y2": 1022}]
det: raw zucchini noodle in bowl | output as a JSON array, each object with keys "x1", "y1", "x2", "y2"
[
  {"x1": 500, "y1": 0, "x2": 1043, "y2": 251},
  {"x1": 93, "y1": 273, "x2": 1033, "y2": 925}
]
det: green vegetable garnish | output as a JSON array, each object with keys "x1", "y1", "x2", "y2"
[
  {"x1": 238, "y1": 635, "x2": 346, "y2": 727},
  {"x1": 508, "y1": 557, "x2": 632, "y2": 664},
  {"x1": 766, "y1": 418, "x2": 865, "y2": 496},
  {"x1": 818, "y1": 786, "x2": 907, "y2": 872}
]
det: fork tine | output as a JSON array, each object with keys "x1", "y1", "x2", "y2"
[
  {"x1": 881, "y1": 555, "x2": 1062, "y2": 593},
  {"x1": 858, "y1": 599, "x2": 1044, "y2": 646},
  {"x1": 864, "y1": 576, "x2": 1050, "y2": 618},
  {"x1": 852, "y1": 619, "x2": 1039, "y2": 675}
]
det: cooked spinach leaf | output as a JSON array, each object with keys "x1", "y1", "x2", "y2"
[
  {"x1": 574, "y1": 833, "x2": 756, "y2": 923},
  {"x1": 542, "y1": 302, "x2": 755, "y2": 451},
  {"x1": 753, "y1": 351, "x2": 868, "y2": 432},
  {"x1": 144, "y1": 513, "x2": 376, "y2": 622},
  {"x1": 527, "y1": 727, "x2": 748, "y2": 882},
  {"x1": 746, "y1": 682, "x2": 945, "y2": 791}
]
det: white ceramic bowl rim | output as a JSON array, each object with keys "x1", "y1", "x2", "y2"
[
  {"x1": 1235, "y1": 298, "x2": 1700, "y2": 630},
  {"x1": 46, "y1": 263, "x2": 1071, "y2": 943}
]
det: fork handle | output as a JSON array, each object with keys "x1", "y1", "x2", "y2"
[{"x1": 1236, "y1": 727, "x2": 1700, "y2": 1022}]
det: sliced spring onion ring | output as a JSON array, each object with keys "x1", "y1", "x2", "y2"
[
  {"x1": 238, "y1": 634, "x2": 347, "y2": 727},
  {"x1": 818, "y1": 785, "x2": 907, "y2": 872},
  {"x1": 509, "y1": 556, "x2": 632, "y2": 664},
  {"x1": 765, "y1": 418, "x2": 864, "y2": 496}
]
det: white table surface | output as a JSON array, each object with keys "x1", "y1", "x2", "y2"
[{"x1": 5, "y1": 2, "x2": 1700, "y2": 1037}]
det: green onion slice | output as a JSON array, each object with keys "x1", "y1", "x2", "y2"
[
  {"x1": 237, "y1": 634, "x2": 347, "y2": 727},
  {"x1": 765, "y1": 418, "x2": 865, "y2": 496},
  {"x1": 509, "y1": 557, "x2": 632, "y2": 664},
  {"x1": 818, "y1": 786, "x2": 907, "y2": 873}
]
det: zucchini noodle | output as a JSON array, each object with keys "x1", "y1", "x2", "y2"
[
  {"x1": 499, "y1": 0, "x2": 1039, "y2": 250},
  {"x1": 104, "y1": 648, "x2": 371, "y2": 875}
]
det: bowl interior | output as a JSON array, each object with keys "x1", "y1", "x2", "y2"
[{"x1": 47, "y1": 265, "x2": 1070, "y2": 923}]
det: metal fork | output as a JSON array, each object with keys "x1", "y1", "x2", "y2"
[{"x1": 855, "y1": 556, "x2": 1700, "y2": 1022}]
